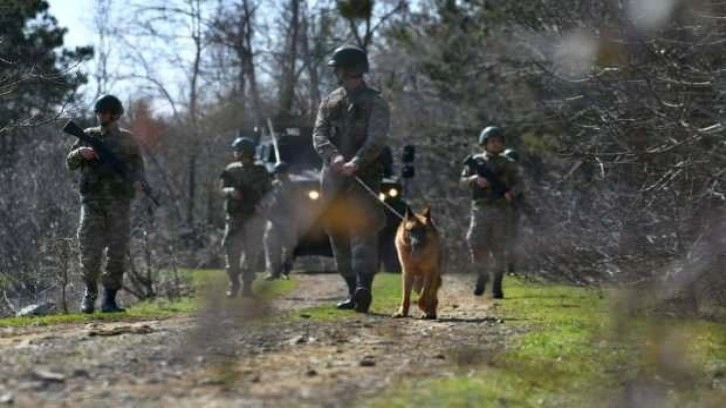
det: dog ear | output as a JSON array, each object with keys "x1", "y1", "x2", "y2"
[
  {"x1": 403, "y1": 206, "x2": 412, "y2": 220},
  {"x1": 422, "y1": 206, "x2": 432, "y2": 223}
]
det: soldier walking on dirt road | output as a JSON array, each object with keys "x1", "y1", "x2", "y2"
[
  {"x1": 66, "y1": 95, "x2": 145, "y2": 314},
  {"x1": 313, "y1": 45, "x2": 390, "y2": 313},
  {"x1": 460, "y1": 126, "x2": 522, "y2": 299},
  {"x1": 219, "y1": 136, "x2": 272, "y2": 297}
]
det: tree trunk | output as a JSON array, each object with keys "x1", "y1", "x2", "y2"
[{"x1": 278, "y1": 0, "x2": 301, "y2": 118}]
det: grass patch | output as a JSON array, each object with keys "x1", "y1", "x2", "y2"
[
  {"x1": 288, "y1": 272, "x2": 401, "y2": 321},
  {"x1": 370, "y1": 277, "x2": 726, "y2": 407},
  {"x1": 0, "y1": 269, "x2": 297, "y2": 328}
]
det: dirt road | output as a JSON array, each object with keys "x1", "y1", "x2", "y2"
[{"x1": 0, "y1": 273, "x2": 520, "y2": 407}]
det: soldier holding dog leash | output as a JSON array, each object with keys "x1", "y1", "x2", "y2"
[{"x1": 313, "y1": 45, "x2": 390, "y2": 314}]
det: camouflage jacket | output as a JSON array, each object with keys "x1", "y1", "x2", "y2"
[
  {"x1": 312, "y1": 83, "x2": 390, "y2": 181},
  {"x1": 460, "y1": 152, "x2": 522, "y2": 205},
  {"x1": 66, "y1": 124, "x2": 144, "y2": 202},
  {"x1": 219, "y1": 161, "x2": 272, "y2": 219}
]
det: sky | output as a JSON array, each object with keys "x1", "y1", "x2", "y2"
[
  {"x1": 46, "y1": 0, "x2": 190, "y2": 115},
  {"x1": 47, "y1": 0, "x2": 101, "y2": 112},
  {"x1": 45, "y1": 0, "x2": 425, "y2": 115},
  {"x1": 48, "y1": 0, "x2": 96, "y2": 49}
]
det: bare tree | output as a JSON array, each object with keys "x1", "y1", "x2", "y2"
[
  {"x1": 93, "y1": 0, "x2": 115, "y2": 97},
  {"x1": 280, "y1": 0, "x2": 301, "y2": 118},
  {"x1": 209, "y1": 0, "x2": 264, "y2": 125},
  {"x1": 336, "y1": 0, "x2": 408, "y2": 51},
  {"x1": 118, "y1": 0, "x2": 211, "y2": 227}
]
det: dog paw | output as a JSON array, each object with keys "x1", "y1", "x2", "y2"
[
  {"x1": 422, "y1": 313, "x2": 437, "y2": 320},
  {"x1": 392, "y1": 311, "x2": 407, "y2": 318}
]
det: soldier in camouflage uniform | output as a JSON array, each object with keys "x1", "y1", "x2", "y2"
[
  {"x1": 460, "y1": 126, "x2": 521, "y2": 299},
  {"x1": 219, "y1": 136, "x2": 272, "y2": 297},
  {"x1": 313, "y1": 45, "x2": 390, "y2": 313},
  {"x1": 67, "y1": 95, "x2": 144, "y2": 313},
  {"x1": 262, "y1": 162, "x2": 297, "y2": 281}
]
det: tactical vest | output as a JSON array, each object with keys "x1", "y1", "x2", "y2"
[
  {"x1": 327, "y1": 87, "x2": 376, "y2": 159},
  {"x1": 323, "y1": 86, "x2": 384, "y2": 180},
  {"x1": 221, "y1": 162, "x2": 270, "y2": 218},
  {"x1": 78, "y1": 128, "x2": 136, "y2": 200},
  {"x1": 469, "y1": 154, "x2": 510, "y2": 204}
]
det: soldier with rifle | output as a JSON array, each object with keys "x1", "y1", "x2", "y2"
[
  {"x1": 460, "y1": 126, "x2": 522, "y2": 299},
  {"x1": 65, "y1": 95, "x2": 146, "y2": 313},
  {"x1": 219, "y1": 136, "x2": 272, "y2": 297}
]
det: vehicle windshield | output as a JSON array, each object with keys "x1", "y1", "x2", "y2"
[
  {"x1": 262, "y1": 128, "x2": 322, "y2": 172},
  {"x1": 261, "y1": 127, "x2": 394, "y2": 177}
]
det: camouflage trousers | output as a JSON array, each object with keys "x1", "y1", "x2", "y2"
[
  {"x1": 77, "y1": 199, "x2": 131, "y2": 291},
  {"x1": 223, "y1": 215, "x2": 265, "y2": 284},
  {"x1": 466, "y1": 204, "x2": 512, "y2": 279},
  {"x1": 322, "y1": 169, "x2": 384, "y2": 291},
  {"x1": 263, "y1": 220, "x2": 297, "y2": 277}
]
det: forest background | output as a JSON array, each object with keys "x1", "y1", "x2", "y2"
[{"x1": 1, "y1": 0, "x2": 724, "y2": 316}]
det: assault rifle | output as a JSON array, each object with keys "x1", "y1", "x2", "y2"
[
  {"x1": 463, "y1": 155, "x2": 510, "y2": 199},
  {"x1": 62, "y1": 120, "x2": 160, "y2": 207}
]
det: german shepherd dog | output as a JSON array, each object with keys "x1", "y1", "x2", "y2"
[{"x1": 393, "y1": 207, "x2": 443, "y2": 319}]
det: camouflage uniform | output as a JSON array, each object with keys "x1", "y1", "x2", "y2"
[
  {"x1": 67, "y1": 124, "x2": 144, "y2": 297},
  {"x1": 313, "y1": 84, "x2": 389, "y2": 309},
  {"x1": 263, "y1": 178, "x2": 297, "y2": 279},
  {"x1": 220, "y1": 161, "x2": 271, "y2": 292},
  {"x1": 460, "y1": 152, "x2": 521, "y2": 297}
]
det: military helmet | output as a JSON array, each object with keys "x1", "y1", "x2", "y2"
[
  {"x1": 231, "y1": 137, "x2": 256, "y2": 155},
  {"x1": 94, "y1": 95, "x2": 124, "y2": 115},
  {"x1": 273, "y1": 161, "x2": 290, "y2": 175},
  {"x1": 503, "y1": 148, "x2": 520, "y2": 162},
  {"x1": 478, "y1": 126, "x2": 504, "y2": 145},
  {"x1": 327, "y1": 45, "x2": 369, "y2": 75}
]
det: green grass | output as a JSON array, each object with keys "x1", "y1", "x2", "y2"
[
  {"x1": 369, "y1": 277, "x2": 726, "y2": 407},
  {"x1": 286, "y1": 272, "x2": 401, "y2": 321},
  {"x1": 0, "y1": 269, "x2": 297, "y2": 328},
  {"x1": 4, "y1": 269, "x2": 724, "y2": 406}
]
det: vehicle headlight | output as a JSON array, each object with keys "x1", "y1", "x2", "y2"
[
  {"x1": 308, "y1": 190, "x2": 320, "y2": 200},
  {"x1": 378, "y1": 193, "x2": 386, "y2": 201},
  {"x1": 388, "y1": 188, "x2": 399, "y2": 198}
]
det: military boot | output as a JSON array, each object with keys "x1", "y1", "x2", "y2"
[
  {"x1": 336, "y1": 276, "x2": 357, "y2": 310},
  {"x1": 264, "y1": 264, "x2": 282, "y2": 281},
  {"x1": 353, "y1": 274, "x2": 373, "y2": 314},
  {"x1": 79, "y1": 282, "x2": 97, "y2": 314},
  {"x1": 492, "y1": 271, "x2": 504, "y2": 299},
  {"x1": 100, "y1": 288, "x2": 126, "y2": 313},
  {"x1": 474, "y1": 273, "x2": 488, "y2": 296},
  {"x1": 226, "y1": 272, "x2": 241, "y2": 297}
]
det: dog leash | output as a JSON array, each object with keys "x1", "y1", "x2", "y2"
[{"x1": 353, "y1": 176, "x2": 405, "y2": 221}]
